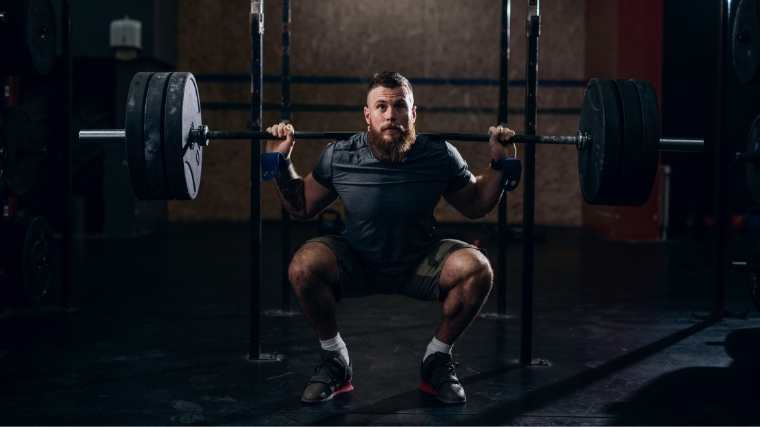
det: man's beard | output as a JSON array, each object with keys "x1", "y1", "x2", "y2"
[{"x1": 367, "y1": 122, "x2": 416, "y2": 163}]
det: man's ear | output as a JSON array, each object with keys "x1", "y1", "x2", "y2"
[
  {"x1": 411, "y1": 105, "x2": 417, "y2": 123},
  {"x1": 364, "y1": 106, "x2": 371, "y2": 124}
]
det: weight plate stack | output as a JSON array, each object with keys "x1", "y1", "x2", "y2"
[
  {"x1": 746, "y1": 115, "x2": 760, "y2": 202},
  {"x1": 143, "y1": 72, "x2": 173, "y2": 199},
  {"x1": 1, "y1": 106, "x2": 36, "y2": 196},
  {"x1": 578, "y1": 78, "x2": 624, "y2": 205},
  {"x1": 0, "y1": 216, "x2": 52, "y2": 307},
  {"x1": 631, "y1": 80, "x2": 661, "y2": 206},
  {"x1": 163, "y1": 72, "x2": 203, "y2": 200},
  {"x1": 0, "y1": 0, "x2": 57, "y2": 76},
  {"x1": 609, "y1": 79, "x2": 644, "y2": 206},
  {"x1": 125, "y1": 72, "x2": 155, "y2": 200},
  {"x1": 733, "y1": 0, "x2": 760, "y2": 84}
]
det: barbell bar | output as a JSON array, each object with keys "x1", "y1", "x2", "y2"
[{"x1": 78, "y1": 72, "x2": 704, "y2": 206}]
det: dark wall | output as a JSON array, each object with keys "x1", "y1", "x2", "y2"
[{"x1": 662, "y1": 0, "x2": 760, "y2": 236}]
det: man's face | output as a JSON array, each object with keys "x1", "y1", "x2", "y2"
[{"x1": 364, "y1": 86, "x2": 417, "y2": 138}]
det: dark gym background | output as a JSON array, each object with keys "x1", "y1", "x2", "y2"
[{"x1": 3, "y1": 0, "x2": 760, "y2": 425}]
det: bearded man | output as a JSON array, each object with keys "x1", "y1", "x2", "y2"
[{"x1": 265, "y1": 71, "x2": 514, "y2": 405}]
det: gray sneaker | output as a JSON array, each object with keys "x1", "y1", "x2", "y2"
[
  {"x1": 301, "y1": 350, "x2": 353, "y2": 403},
  {"x1": 419, "y1": 351, "x2": 466, "y2": 404}
]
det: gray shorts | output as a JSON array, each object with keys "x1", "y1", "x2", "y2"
[{"x1": 307, "y1": 236, "x2": 483, "y2": 303}]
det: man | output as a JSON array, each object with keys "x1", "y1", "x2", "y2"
[{"x1": 265, "y1": 71, "x2": 514, "y2": 405}]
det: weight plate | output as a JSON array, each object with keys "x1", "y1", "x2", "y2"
[
  {"x1": 0, "y1": 0, "x2": 57, "y2": 76},
  {"x1": 746, "y1": 115, "x2": 760, "y2": 202},
  {"x1": 2, "y1": 107, "x2": 36, "y2": 196},
  {"x1": 733, "y1": 0, "x2": 760, "y2": 84},
  {"x1": 125, "y1": 72, "x2": 155, "y2": 200},
  {"x1": 0, "y1": 216, "x2": 52, "y2": 307},
  {"x1": 164, "y1": 72, "x2": 203, "y2": 200},
  {"x1": 631, "y1": 80, "x2": 661, "y2": 206},
  {"x1": 143, "y1": 72, "x2": 173, "y2": 199},
  {"x1": 578, "y1": 78, "x2": 624, "y2": 205},
  {"x1": 609, "y1": 79, "x2": 644, "y2": 206}
]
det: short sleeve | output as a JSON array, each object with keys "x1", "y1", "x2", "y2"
[
  {"x1": 311, "y1": 142, "x2": 336, "y2": 191},
  {"x1": 444, "y1": 142, "x2": 473, "y2": 193}
]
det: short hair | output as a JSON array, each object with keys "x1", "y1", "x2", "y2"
[{"x1": 367, "y1": 71, "x2": 414, "y2": 104}]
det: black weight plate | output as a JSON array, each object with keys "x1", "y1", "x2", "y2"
[
  {"x1": 125, "y1": 72, "x2": 155, "y2": 200},
  {"x1": 631, "y1": 80, "x2": 661, "y2": 206},
  {"x1": 164, "y1": 72, "x2": 203, "y2": 200},
  {"x1": 2, "y1": 107, "x2": 36, "y2": 196},
  {"x1": 578, "y1": 78, "x2": 623, "y2": 205},
  {"x1": 609, "y1": 79, "x2": 644, "y2": 206},
  {"x1": 0, "y1": 216, "x2": 52, "y2": 306},
  {"x1": 0, "y1": 114, "x2": 6, "y2": 196},
  {"x1": 143, "y1": 72, "x2": 173, "y2": 199},
  {"x1": 0, "y1": 0, "x2": 57, "y2": 76},
  {"x1": 733, "y1": 0, "x2": 760, "y2": 84},
  {"x1": 746, "y1": 115, "x2": 760, "y2": 202}
]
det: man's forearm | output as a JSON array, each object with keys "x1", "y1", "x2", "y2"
[
  {"x1": 274, "y1": 163, "x2": 307, "y2": 216},
  {"x1": 472, "y1": 167, "x2": 504, "y2": 218}
]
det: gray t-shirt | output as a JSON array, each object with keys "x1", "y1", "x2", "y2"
[{"x1": 312, "y1": 133, "x2": 473, "y2": 274}]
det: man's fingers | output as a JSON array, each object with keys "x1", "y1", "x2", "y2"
[{"x1": 488, "y1": 126, "x2": 497, "y2": 136}]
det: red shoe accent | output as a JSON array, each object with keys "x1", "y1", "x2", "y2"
[
  {"x1": 418, "y1": 380, "x2": 437, "y2": 396},
  {"x1": 333, "y1": 380, "x2": 354, "y2": 396}
]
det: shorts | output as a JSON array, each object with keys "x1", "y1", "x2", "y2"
[{"x1": 307, "y1": 235, "x2": 484, "y2": 303}]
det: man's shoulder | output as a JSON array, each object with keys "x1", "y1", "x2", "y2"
[{"x1": 331, "y1": 132, "x2": 367, "y2": 152}]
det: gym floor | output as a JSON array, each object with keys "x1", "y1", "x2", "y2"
[{"x1": 0, "y1": 222, "x2": 758, "y2": 425}]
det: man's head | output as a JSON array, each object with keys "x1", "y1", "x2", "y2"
[{"x1": 364, "y1": 71, "x2": 417, "y2": 163}]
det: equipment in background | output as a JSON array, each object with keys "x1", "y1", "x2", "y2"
[
  {"x1": 110, "y1": 15, "x2": 142, "y2": 61},
  {"x1": 0, "y1": 0, "x2": 57, "y2": 76},
  {"x1": 739, "y1": 115, "x2": 760, "y2": 202},
  {"x1": 0, "y1": 106, "x2": 46, "y2": 196},
  {"x1": 733, "y1": 0, "x2": 760, "y2": 84},
  {"x1": 79, "y1": 73, "x2": 703, "y2": 207},
  {"x1": 0, "y1": 216, "x2": 52, "y2": 307},
  {"x1": 318, "y1": 209, "x2": 344, "y2": 237}
]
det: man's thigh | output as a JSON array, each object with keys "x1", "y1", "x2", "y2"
[
  {"x1": 400, "y1": 239, "x2": 485, "y2": 302},
  {"x1": 305, "y1": 235, "x2": 382, "y2": 302}
]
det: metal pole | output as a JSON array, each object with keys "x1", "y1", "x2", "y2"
[
  {"x1": 496, "y1": 0, "x2": 511, "y2": 316},
  {"x1": 712, "y1": 0, "x2": 729, "y2": 316},
  {"x1": 250, "y1": 0, "x2": 264, "y2": 360},
  {"x1": 520, "y1": 0, "x2": 540, "y2": 366},
  {"x1": 280, "y1": 0, "x2": 292, "y2": 313},
  {"x1": 60, "y1": 0, "x2": 73, "y2": 311}
]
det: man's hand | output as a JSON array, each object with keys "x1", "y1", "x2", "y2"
[
  {"x1": 487, "y1": 125, "x2": 515, "y2": 161},
  {"x1": 266, "y1": 123, "x2": 296, "y2": 158}
]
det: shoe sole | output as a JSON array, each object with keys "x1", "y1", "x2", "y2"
[
  {"x1": 301, "y1": 380, "x2": 354, "y2": 404},
  {"x1": 418, "y1": 380, "x2": 466, "y2": 405}
]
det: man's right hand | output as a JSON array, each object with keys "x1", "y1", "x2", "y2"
[{"x1": 266, "y1": 123, "x2": 296, "y2": 158}]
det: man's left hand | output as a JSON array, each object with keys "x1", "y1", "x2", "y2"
[{"x1": 487, "y1": 126, "x2": 516, "y2": 161}]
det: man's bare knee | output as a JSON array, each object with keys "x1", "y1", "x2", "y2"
[
  {"x1": 441, "y1": 249, "x2": 493, "y2": 300},
  {"x1": 288, "y1": 242, "x2": 340, "y2": 294}
]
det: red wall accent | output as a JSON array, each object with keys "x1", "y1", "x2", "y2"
[{"x1": 582, "y1": 0, "x2": 664, "y2": 240}]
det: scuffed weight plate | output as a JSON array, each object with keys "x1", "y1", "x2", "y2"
[
  {"x1": 2, "y1": 106, "x2": 36, "y2": 196},
  {"x1": 609, "y1": 79, "x2": 644, "y2": 206},
  {"x1": 631, "y1": 80, "x2": 661, "y2": 206},
  {"x1": 0, "y1": 0, "x2": 57, "y2": 75},
  {"x1": 746, "y1": 115, "x2": 760, "y2": 202},
  {"x1": 125, "y1": 72, "x2": 155, "y2": 200},
  {"x1": 0, "y1": 216, "x2": 52, "y2": 306},
  {"x1": 143, "y1": 72, "x2": 173, "y2": 199},
  {"x1": 163, "y1": 72, "x2": 203, "y2": 200},
  {"x1": 578, "y1": 79, "x2": 624, "y2": 205},
  {"x1": 733, "y1": 0, "x2": 760, "y2": 84}
]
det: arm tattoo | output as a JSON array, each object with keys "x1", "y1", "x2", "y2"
[{"x1": 275, "y1": 164, "x2": 306, "y2": 213}]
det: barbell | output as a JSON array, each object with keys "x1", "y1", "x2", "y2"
[{"x1": 79, "y1": 72, "x2": 703, "y2": 207}]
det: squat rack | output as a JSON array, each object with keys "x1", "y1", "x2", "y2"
[{"x1": 248, "y1": 0, "x2": 542, "y2": 365}]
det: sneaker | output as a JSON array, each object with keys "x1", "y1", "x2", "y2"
[
  {"x1": 301, "y1": 349, "x2": 353, "y2": 403},
  {"x1": 419, "y1": 351, "x2": 466, "y2": 404}
]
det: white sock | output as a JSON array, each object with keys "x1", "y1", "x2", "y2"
[
  {"x1": 423, "y1": 336, "x2": 453, "y2": 362},
  {"x1": 320, "y1": 332, "x2": 350, "y2": 366}
]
